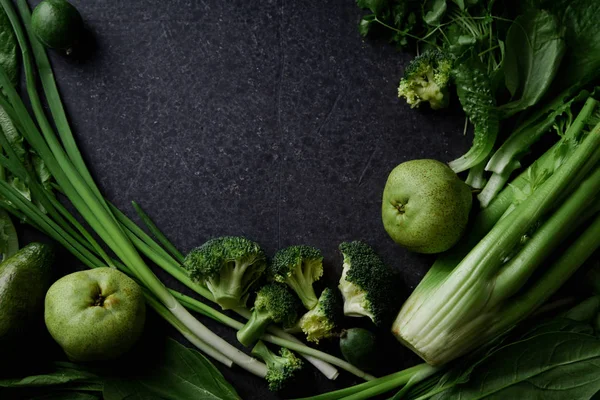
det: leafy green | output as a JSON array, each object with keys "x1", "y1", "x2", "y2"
[
  {"x1": 0, "y1": 363, "x2": 98, "y2": 388},
  {"x1": 104, "y1": 338, "x2": 240, "y2": 400},
  {"x1": 560, "y1": 296, "x2": 600, "y2": 323},
  {"x1": 0, "y1": 208, "x2": 17, "y2": 260},
  {"x1": 448, "y1": 59, "x2": 498, "y2": 172},
  {"x1": 28, "y1": 393, "x2": 101, "y2": 400},
  {"x1": 0, "y1": 339, "x2": 240, "y2": 400},
  {"x1": 398, "y1": 299, "x2": 600, "y2": 400},
  {"x1": 547, "y1": 0, "x2": 600, "y2": 92},
  {"x1": 0, "y1": 4, "x2": 19, "y2": 259},
  {"x1": 434, "y1": 332, "x2": 600, "y2": 399},
  {"x1": 0, "y1": 3, "x2": 17, "y2": 86},
  {"x1": 423, "y1": 0, "x2": 447, "y2": 26},
  {"x1": 500, "y1": 10, "x2": 566, "y2": 118},
  {"x1": 356, "y1": 0, "x2": 421, "y2": 48}
]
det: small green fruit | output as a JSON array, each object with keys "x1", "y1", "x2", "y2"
[
  {"x1": 382, "y1": 159, "x2": 472, "y2": 254},
  {"x1": 31, "y1": 0, "x2": 83, "y2": 52},
  {"x1": 339, "y1": 328, "x2": 378, "y2": 371},
  {"x1": 45, "y1": 267, "x2": 146, "y2": 362}
]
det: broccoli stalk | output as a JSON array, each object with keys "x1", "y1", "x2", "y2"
[
  {"x1": 298, "y1": 287, "x2": 343, "y2": 343},
  {"x1": 270, "y1": 245, "x2": 324, "y2": 310},
  {"x1": 237, "y1": 283, "x2": 299, "y2": 347},
  {"x1": 338, "y1": 241, "x2": 398, "y2": 327},
  {"x1": 251, "y1": 341, "x2": 304, "y2": 391},
  {"x1": 182, "y1": 236, "x2": 267, "y2": 310},
  {"x1": 397, "y1": 50, "x2": 453, "y2": 110}
]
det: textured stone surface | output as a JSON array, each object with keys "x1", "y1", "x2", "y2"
[{"x1": 25, "y1": 0, "x2": 469, "y2": 398}]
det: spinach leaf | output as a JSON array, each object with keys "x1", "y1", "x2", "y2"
[
  {"x1": 103, "y1": 338, "x2": 239, "y2": 400},
  {"x1": 518, "y1": 318, "x2": 595, "y2": 339},
  {"x1": 561, "y1": 296, "x2": 600, "y2": 323},
  {"x1": 434, "y1": 332, "x2": 600, "y2": 399},
  {"x1": 0, "y1": 339, "x2": 239, "y2": 400},
  {"x1": 547, "y1": 0, "x2": 600, "y2": 92},
  {"x1": 0, "y1": 363, "x2": 100, "y2": 388},
  {"x1": 500, "y1": 10, "x2": 565, "y2": 118}
]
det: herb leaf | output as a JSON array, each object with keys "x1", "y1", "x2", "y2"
[{"x1": 423, "y1": 0, "x2": 447, "y2": 26}]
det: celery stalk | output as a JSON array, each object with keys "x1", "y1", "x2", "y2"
[{"x1": 393, "y1": 119, "x2": 600, "y2": 365}]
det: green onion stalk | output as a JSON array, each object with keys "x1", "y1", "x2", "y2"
[
  {"x1": 109, "y1": 203, "x2": 345, "y2": 380},
  {"x1": 292, "y1": 363, "x2": 437, "y2": 400},
  {"x1": 393, "y1": 102, "x2": 600, "y2": 366},
  {"x1": 0, "y1": 0, "x2": 267, "y2": 378}
]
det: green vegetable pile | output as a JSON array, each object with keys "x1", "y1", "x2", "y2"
[
  {"x1": 2, "y1": 0, "x2": 600, "y2": 398},
  {"x1": 358, "y1": 0, "x2": 600, "y2": 189},
  {"x1": 300, "y1": 0, "x2": 600, "y2": 398},
  {"x1": 0, "y1": 0, "x2": 382, "y2": 396}
]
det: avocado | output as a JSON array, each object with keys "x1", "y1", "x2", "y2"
[{"x1": 0, "y1": 242, "x2": 54, "y2": 347}]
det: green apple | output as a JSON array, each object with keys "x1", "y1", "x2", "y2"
[
  {"x1": 45, "y1": 267, "x2": 146, "y2": 362},
  {"x1": 382, "y1": 159, "x2": 472, "y2": 254}
]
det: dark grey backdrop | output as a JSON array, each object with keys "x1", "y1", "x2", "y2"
[{"x1": 26, "y1": 0, "x2": 469, "y2": 398}]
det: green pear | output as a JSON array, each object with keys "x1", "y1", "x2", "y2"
[
  {"x1": 45, "y1": 267, "x2": 146, "y2": 362},
  {"x1": 382, "y1": 159, "x2": 472, "y2": 254}
]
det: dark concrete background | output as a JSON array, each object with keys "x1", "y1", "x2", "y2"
[{"x1": 23, "y1": 0, "x2": 469, "y2": 398}]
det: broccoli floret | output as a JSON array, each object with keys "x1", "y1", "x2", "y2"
[
  {"x1": 237, "y1": 283, "x2": 299, "y2": 347},
  {"x1": 183, "y1": 236, "x2": 267, "y2": 310},
  {"x1": 338, "y1": 241, "x2": 398, "y2": 327},
  {"x1": 298, "y1": 287, "x2": 343, "y2": 343},
  {"x1": 270, "y1": 245, "x2": 324, "y2": 310},
  {"x1": 398, "y1": 49, "x2": 454, "y2": 110},
  {"x1": 251, "y1": 341, "x2": 304, "y2": 391}
]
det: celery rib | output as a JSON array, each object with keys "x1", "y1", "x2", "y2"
[
  {"x1": 481, "y1": 93, "x2": 596, "y2": 206},
  {"x1": 491, "y1": 166, "x2": 600, "y2": 304},
  {"x1": 394, "y1": 119, "x2": 600, "y2": 365}
]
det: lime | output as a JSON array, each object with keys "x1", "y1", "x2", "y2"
[
  {"x1": 339, "y1": 328, "x2": 378, "y2": 371},
  {"x1": 31, "y1": 0, "x2": 83, "y2": 51}
]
